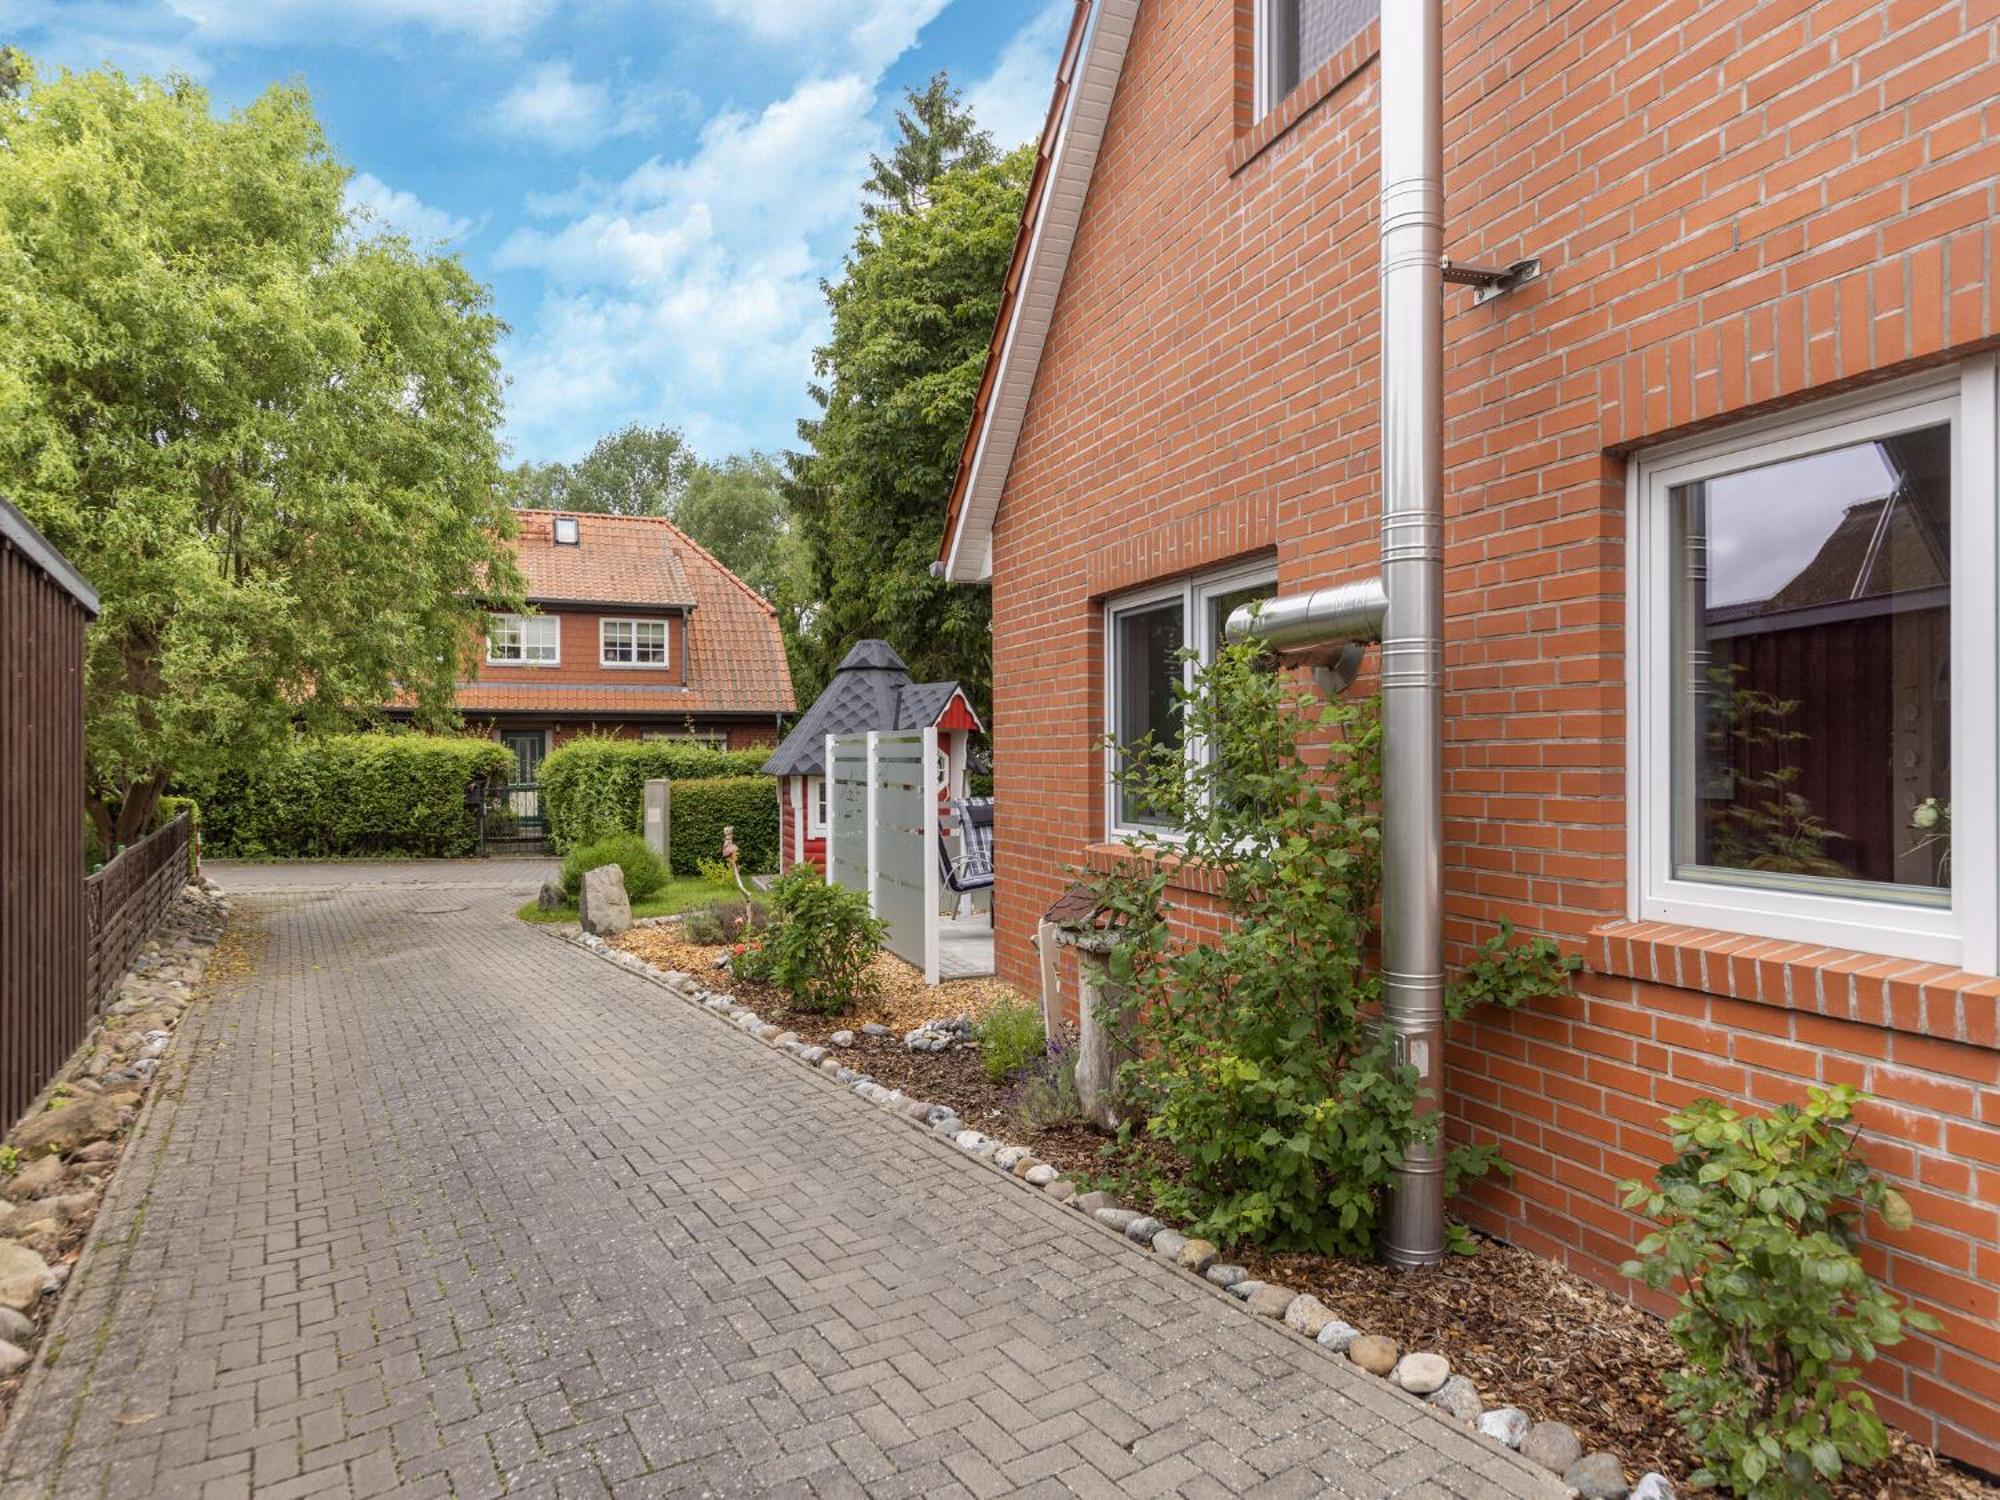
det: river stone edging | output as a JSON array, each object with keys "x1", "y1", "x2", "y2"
[{"x1": 563, "y1": 926, "x2": 1674, "y2": 1500}]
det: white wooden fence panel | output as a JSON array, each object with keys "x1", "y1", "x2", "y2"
[
  {"x1": 825, "y1": 733, "x2": 871, "y2": 894},
  {"x1": 869, "y1": 728, "x2": 939, "y2": 985}
]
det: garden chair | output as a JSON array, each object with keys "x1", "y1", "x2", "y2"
[{"x1": 939, "y1": 796, "x2": 995, "y2": 921}]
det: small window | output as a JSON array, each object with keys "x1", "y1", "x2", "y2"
[
  {"x1": 487, "y1": 613, "x2": 559, "y2": 665},
  {"x1": 640, "y1": 730, "x2": 726, "y2": 749},
  {"x1": 601, "y1": 618, "x2": 669, "y2": 667},
  {"x1": 806, "y1": 776, "x2": 828, "y2": 838},
  {"x1": 1256, "y1": 0, "x2": 1377, "y2": 117},
  {"x1": 1104, "y1": 560, "x2": 1277, "y2": 837},
  {"x1": 1632, "y1": 364, "x2": 1998, "y2": 969},
  {"x1": 552, "y1": 515, "x2": 580, "y2": 545}
]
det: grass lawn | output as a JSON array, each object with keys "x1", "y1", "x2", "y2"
[{"x1": 515, "y1": 874, "x2": 745, "y2": 925}]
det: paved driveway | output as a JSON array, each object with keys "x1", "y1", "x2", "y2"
[{"x1": 0, "y1": 863, "x2": 1561, "y2": 1500}]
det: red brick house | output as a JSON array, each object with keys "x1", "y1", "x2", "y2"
[
  {"x1": 441, "y1": 509, "x2": 794, "y2": 791},
  {"x1": 941, "y1": 0, "x2": 2000, "y2": 1468}
]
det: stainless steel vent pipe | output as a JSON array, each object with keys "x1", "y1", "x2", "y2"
[
  {"x1": 1224, "y1": 0, "x2": 1449, "y2": 1267},
  {"x1": 1375, "y1": 0, "x2": 1448, "y2": 1270}
]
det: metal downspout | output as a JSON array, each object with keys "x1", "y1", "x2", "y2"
[{"x1": 1377, "y1": 0, "x2": 1448, "y2": 1269}]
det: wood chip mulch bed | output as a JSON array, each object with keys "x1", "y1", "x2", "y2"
[{"x1": 608, "y1": 921, "x2": 1998, "y2": 1500}]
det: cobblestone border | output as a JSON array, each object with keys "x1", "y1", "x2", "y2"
[{"x1": 561, "y1": 927, "x2": 1679, "y2": 1500}]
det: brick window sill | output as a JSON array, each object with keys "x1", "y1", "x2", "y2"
[
  {"x1": 1083, "y1": 841, "x2": 1229, "y2": 898},
  {"x1": 1589, "y1": 919, "x2": 2000, "y2": 1049},
  {"x1": 1229, "y1": 25, "x2": 1378, "y2": 176}
]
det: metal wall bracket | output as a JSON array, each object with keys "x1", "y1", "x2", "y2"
[{"x1": 1440, "y1": 256, "x2": 1541, "y2": 305}]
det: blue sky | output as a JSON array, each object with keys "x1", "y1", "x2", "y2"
[{"x1": 11, "y1": 0, "x2": 1070, "y2": 464}]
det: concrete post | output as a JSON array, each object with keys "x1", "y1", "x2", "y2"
[{"x1": 643, "y1": 778, "x2": 671, "y2": 872}]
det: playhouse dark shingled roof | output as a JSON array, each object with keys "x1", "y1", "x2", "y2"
[{"x1": 762, "y1": 641, "x2": 966, "y2": 778}]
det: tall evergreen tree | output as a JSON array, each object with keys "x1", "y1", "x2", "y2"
[{"x1": 784, "y1": 76, "x2": 1026, "y2": 719}]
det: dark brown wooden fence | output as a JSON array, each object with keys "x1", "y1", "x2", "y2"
[
  {"x1": 85, "y1": 812, "x2": 192, "y2": 1013},
  {"x1": 2, "y1": 498, "x2": 100, "y2": 1130}
]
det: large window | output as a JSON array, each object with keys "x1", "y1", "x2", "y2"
[
  {"x1": 1631, "y1": 365, "x2": 1997, "y2": 969},
  {"x1": 601, "y1": 618, "x2": 669, "y2": 667},
  {"x1": 487, "y1": 613, "x2": 559, "y2": 666},
  {"x1": 1105, "y1": 560, "x2": 1276, "y2": 837},
  {"x1": 1256, "y1": 0, "x2": 1377, "y2": 117}
]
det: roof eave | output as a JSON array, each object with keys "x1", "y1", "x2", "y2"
[{"x1": 939, "y1": 0, "x2": 1140, "y2": 586}]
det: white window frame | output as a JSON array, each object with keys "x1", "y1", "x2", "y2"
[
  {"x1": 806, "y1": 775, "x2": 828, "y2": 839},
  {"x1": 599, "y1": 617, "x2": 670, "y2": 669},
  {"x1": 486, "y1": 612, "x2": 559, "y2": 667},
  {"x1": 1103, "y1": 557, "x2": 1278, "y2": 842},
  {"x1": 1628, "y1": 361, "x2": 1998, "y2": 972}
]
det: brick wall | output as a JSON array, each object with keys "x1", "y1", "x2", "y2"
[{"x1": 986, "y1": 0, "x2": 2000, "y2": 1467}]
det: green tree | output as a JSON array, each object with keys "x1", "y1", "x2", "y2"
[
  {"x1": 787, "y1": 77, "x2": 1026, "y2": 716},
  {"x1": 0, "y1": 62, "x2": 521, "y2": 846},
  {"x1": 503, "y1": 422, "x2": 693, "y2": 517},
  {"x1": 677, "y1": 452, "x2": 795, "y2": 601},
  {"x1": 862, "y1": 71, "x2": 996, "y2": 219}
]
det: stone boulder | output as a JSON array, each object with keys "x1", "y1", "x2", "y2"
[
  {"x1": 4, "y1": 1155, "x2": 65, "y2": 1200},
  {"x1": 536, "y1": 880, "x2": 565, "y2": 912},
  {"x1": 0, "y1": 1243, "x2": 52, "y2": 1313},
  {"x1": 12, "y1": 1097, "x2": 126, "y2": 1158},
  {"x1": 578, "y1": 864, "x2": 632, "y2": 937},
  {"x1": 1347, "y1": 1335, "x2": 1399, "y2": 1376},
  {"x1": 1520, "y1": 1421, "x2": 1583, "y2": 1474}
]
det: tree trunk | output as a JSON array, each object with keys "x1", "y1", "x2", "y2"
[{"x1": 112, "y1": 769, "x2": 170, "y2": 849}]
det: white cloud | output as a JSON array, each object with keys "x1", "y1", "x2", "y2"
[
  {"x1": 164, "y1": 0, "x2": 553, "y2": 44},
  {"x1": 689, "y1": 0, "x2": 951, "y2": 75},
  {"x1": 967, "y1": 0, "x2": 1071, "y2": 150},
  {"x1": 497, "y1": 73, "x2": 882, "y2": 460},
  {"x1": 345, "y1": 172, "x2": 476, "y2": 244},
  {"x1": 496, "y1": 60, "x2": 656, "y2": 151}
]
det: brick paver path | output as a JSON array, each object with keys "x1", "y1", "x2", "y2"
[{"x1": 0, "y1": 864, "x2": 1564, "y2": 1500}]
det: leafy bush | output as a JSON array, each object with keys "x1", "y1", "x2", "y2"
[
  {"x1": 156, "y1": 794, "x2": 201, "y2": 876},
  {"x1": 538, "y1": 736, "x2": 769, "y2": 851},
  {"x1": 1010, "y1": 1042, "x2": 1086, "y2": 1128},
  {"x1": 683, "y1": 898, "x2": 766, "y2": 946},
  {"x1": 753, "y1": 866, "x2": 885, "y2": 1014},
  {"x1": 1087, "y1": 637, "x2": 1577, "y2": 1256},
  {"x1": 559, "y1": 833, "x2": 668, "y2": 903},
  {"x1": 668, "y1": 776, "x2": 779, "y2": 876},
  {"x1": 186, "y1": 734, "x2": 510, "y2": 858},
  {"x1": 1620, "y1": 1087, "x2": 1938, "y2": 1499},
  {"x1": 974, "y1": 997, "x2": 1047, "y2": 1082}
]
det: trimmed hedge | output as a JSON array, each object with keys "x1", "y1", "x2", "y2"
[
  {"x1": 668, "y1": 776, "x2": 779, "y2": 876},
  {"x1": 538, "y1": 735, "x2": 770, "y2": 853},
  {"x1": 188, "y1": 734, "x2": 511, "y2": 858}
]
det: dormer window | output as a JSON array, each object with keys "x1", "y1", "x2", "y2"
[
  {"x1": 1256, "y1": 0, "x2": 1377, "y2": 117},
  {"x1": 553, "y1": 515, "x2": 580, "y2": 545}
]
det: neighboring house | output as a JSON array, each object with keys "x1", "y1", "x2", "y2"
[
  {"x1": 941, "y1": 0, "x2": 2000, "y2": 1469},
  {"x1": 762, "y1": 640, "x2": 982, "y2": 872},
  {"x1": 400, "y1": 509, "x2": 795, "y2": 796}
]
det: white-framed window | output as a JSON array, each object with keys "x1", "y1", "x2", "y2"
[
  {"x1": 806, "y1": 775, "x2": 828, "y2": 838},
  {"x1": 600, "y1": 618, "x2": 669, "y2": 668},
  {"x1": 552, "y1": 515, "x2": 580, "y2": 545},
  {"x1": 487, "y1": 613, "x2": 559, "y2": 666},
  {"x1": 1254, "y1": 0, "x2": 1377, "y2": 118},
  {"x1": 1629, "y1": 361, "x2": 1998, "y2": 972},
  {"x1": 1104, "y1": 558, "x2": 1277, "y2": 839}
]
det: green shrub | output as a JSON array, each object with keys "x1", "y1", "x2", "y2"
[
  {"x1": 559, "y1": 833, "x2": 668, "y2": 903},
  {"x1": 1088, "y1": 637, "x2": 1577, "y2": 1256},
  {"x1": 668, "y1": 776, "x2": 779, "y2": 876},
  {"x1": 974, "y1": 997, "x2": 1047, "y2": 1082},
  {"x1": 682, "y1": 898, "x2": 766, "y2": 946},
  {"x1": 752, "y1": 865, "x2": 884, "y2": 1014},
  {"x1": 1620, "y1": 1086, "x2": 1938, "y2": 1499},
  {"x1": 1010, "y1": 1042, "x2": 1085, "y2": 1128},
  {"x1": 538, "y1": 735, "x2": 769, "y2": 851},
  {"x1": 185, "y1": 734, "x2": 510, "y2": 858}
]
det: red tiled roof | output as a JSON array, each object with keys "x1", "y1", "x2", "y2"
[
  {"x1": 512, "y1": 508, "x2": 698, "y2": 606},
  {"x1": 461, "y1": 510, "x2": 795, "y2": 715}
]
